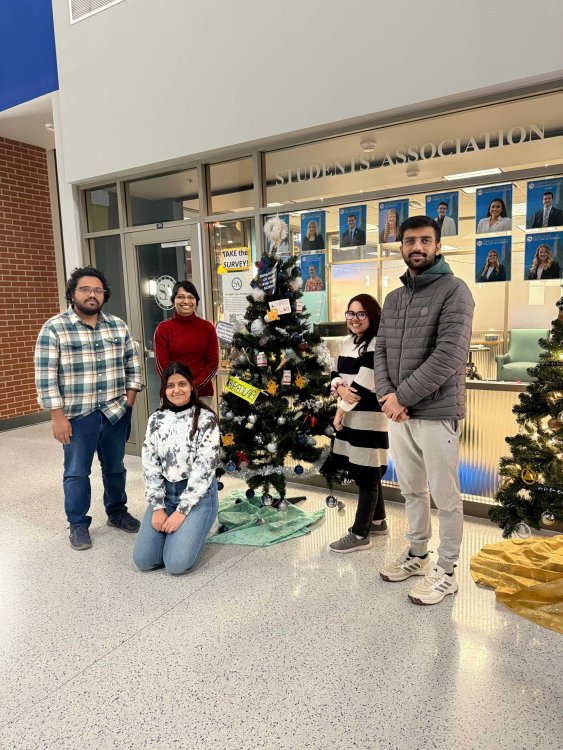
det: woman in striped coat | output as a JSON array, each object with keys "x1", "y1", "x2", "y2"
[{"x1": 329, "y1": 294, "x2": 389, "y2": 553}]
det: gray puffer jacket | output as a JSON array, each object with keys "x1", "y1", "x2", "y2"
[{"x1": 374, "y1": 255, "x2": 474, "y2": 420}]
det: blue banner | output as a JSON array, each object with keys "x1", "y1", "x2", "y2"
[
  {"x1": 379, "y1": 199, "x2": 409, "y2": 243},
  {"x1": 526, "y1": 178, "x2": 563, "y2": 230},
  {"x1": 475, "y1": 184, "x2": 513, "y2": 234},
  {"x1": 425, "y1": 191, "x2": 459, "y2": 238},
  {"x1": 339, "y1": 205, "x2": 367, "y2": 247},
  {"x1": 301, "y1": 211, "x2": 326, "y2": 251},
  {"x1": 475, "y1": 237, "x2": 512, "y2": 283},
  {"x1": 524, "y1": 232, "x2": 563, "y2": 280}
]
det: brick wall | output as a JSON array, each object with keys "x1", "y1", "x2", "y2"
[{"x1": 0, "y1": 137, "x2": 60, "y2": 421}]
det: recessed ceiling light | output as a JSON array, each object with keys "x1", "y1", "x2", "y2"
[
  {"x1": 461, "y1": 182, "x2": 506, "y2": 194},
  {"x1": 267, "y1": 202, "x2": 285, "y2": 207},
  {"x1": 406, "y1": 165, "x2": 419, "y2": 178},
  {"x1": 444, "y1": 167, "x2": 502, "y2": 181},
  {"x1": 360, "y1": 140, "x2": 377, "y2": 153}
]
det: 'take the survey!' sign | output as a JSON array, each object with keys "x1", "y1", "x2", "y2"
[{"x1": 221, "y1": 246, "x2": 250, "y2": 271}]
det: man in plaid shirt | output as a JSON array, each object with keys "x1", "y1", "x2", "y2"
[{"x1": 35, "y1": 267, "x2": 145, "y2": 551}]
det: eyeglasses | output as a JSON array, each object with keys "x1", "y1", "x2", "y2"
[
  {"x1": 402, "y1": 236, "x2": 435, "y2": 248},
  {"x1": 78, "y1": 286, "x2": 105, "y2": 295},
  {"x1": 175, "y1": 295, "x2": 196, "y2": 302},
  {"x1": 345, "y1": 311, "x2": 367, "y2": 321}
]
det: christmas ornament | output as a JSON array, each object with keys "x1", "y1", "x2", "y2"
[
  {"x1": 295, "y1": 374, "x2": 306, "y2": 389},
  {"x1": 294, "y1": 464, "x2": 304, "y2": 475},
  {"x1": 257, "y1": 352, "x2": 267, "y2": 367},
  {"x1": 291, "y1": 333, "x2": 303, "y2": 345},
  {"x1": 217, "y1": 481, "x2": 224, "y2": 491},
  {"x1": 221, "y1": 433, "x2": 235, "y2": 446},
  {"x1": 498, "y1": 474, "x2": 511, "y2": 490},
  {"x1": 237, "y1": 353, "x2": 247, "y2": 365},
  {"x1": 265, "y1": 309, "x2": 279, "y2": 322},
  {"x1": 236, "y1": 450, "x2": 250, "y2": 467},
  {"x1": 251, "y1": 286, "x2": 265, "y2": 302},
  {"x1": 541, "y1": 512, "x2": 556, "y2": 526},
  {"x1": 291, "y1": 267, "x2": 302, "y2": 278},
  {"x1": 547, "y1": 417, "x2": 561, "y2": 430},
  {"x1": 325, "y1": 425, "x2": 336, "y2": 437},
  {"x1": 255, "y1": 434, "x2": 264, "y2": 445},
  {"x1": 303, "y1": 414, "x2": 317, "y2": 428},
  {"x1": 225, "y1": 460, "x2": 237, "y2": 473},
  {"x1": 278, "y1": 499, "x2": 289, "y2": 513},
  {"x1": 266, "y1": 379, "x2": 279, "y2": 396},
  {"x1": 251, "y1": 318, "x2": 265, "y2": 336},
  {"x1": 224, "y1": 411, "x2": 234, "y2": 421},
  {"x1": 298, "y1": 342, "x2": 309, "y2": 352},
  {"x1": 296, "y1": 433, "x2": 307, "y2": 446},
  {"x1": 282, "y1": 370, "x2": 291, "y2": 385},
  {"x1": 245, "y1": 489, "x2": 255, "y2": 499},
  {"x1": 516, "y1": 488, "x2": 532, "y2": 502},
  {"x1": 247, "y1": 414, "x2": 257, "y2": 424},
  {"x1": 277, "y1": 415, "x2": 286, "y2": 425},
  {"x1": 520, "y1": 466, "x2": 538, "y2": 485},
  {"x1": 263, "y1": 215, "x2": 288, "y2": 247},
  {"x1": 262, "y1": 493, "x2": 274, "y2": 506},
  {"x1": 314, "y1": 400, "x2": 324, "y2": 410},
  {"x1": 306, "y1": 436, "x2": 316, "y2": 447},
  {"x1": 325, "y1": 495, "x2": 337, "y2": 508},
  {"x1": 266, "y1": 442, "x2": 277, "y2": 453},
  {"x1": 296, "y1": 300, "x2": 304, "y2": 312},
  {"x1": 243, "y1": 371, "x2": 252, "y2": 380},
  {"x1": 289, "y1": 277, "x2": 303, "y2": 292},
  {"x1": 515, "y1": 522, "x2": 532, "y2": 539}
]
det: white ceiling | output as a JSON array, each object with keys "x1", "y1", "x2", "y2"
[{"x1": 0, "y1": 94, "x2": 56, "y2": 149}]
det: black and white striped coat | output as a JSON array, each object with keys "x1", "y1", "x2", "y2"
[{"x1": 331, "y1": 336, "x2": 388, "y2": 487}]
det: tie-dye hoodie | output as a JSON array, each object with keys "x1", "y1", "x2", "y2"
[{"x1": 142, "y1": 406, "x2": 219, "y2": 515}]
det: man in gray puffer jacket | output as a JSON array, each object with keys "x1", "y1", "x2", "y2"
[{"x1": 375, "y1": 215, "x2": 474, "y2": 605}]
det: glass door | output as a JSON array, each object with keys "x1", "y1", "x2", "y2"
[{"x1": 124, "y1": 224, "x2": 206, "y2": 452}]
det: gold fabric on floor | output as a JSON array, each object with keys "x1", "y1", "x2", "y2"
[{"x1": 470, "y1": 535, "x2": 563, "y2": 634}]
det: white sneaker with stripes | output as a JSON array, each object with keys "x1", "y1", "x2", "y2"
[
  {"x1": 379, "y1": 547, "x2": 433, "y2": 582},
  {"x1": 408, "y1": 566, "x2": 459, "y2": 605}
]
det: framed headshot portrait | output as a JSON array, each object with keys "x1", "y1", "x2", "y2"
[
  {"x1": 475, "y1": 184, "x2": 513, "y2": 234},
  {"x1": 339, "y1": 205, "x2": 367, "y2": 247},
  {"x1": 302, "y1": 252, "x2": 326, "y2": 292},
  {"x1": 526, "y1": 178, "x2": 563, "y2": 230},
  {"x1": 300, "y1": 210, "x2": 326, "y2": 252},
  {"x1": 379, "y1": 199, "x2": 409, "y2": 243},
  {"x1": 425, "y1": 191, "x2": 459, "y2": 237},
  {"x1": 524, "y1": 232, "x2": 563, "y2": 280},
  {"x1": 475, "y1": 237, "x2": 512, "y2": 283}
]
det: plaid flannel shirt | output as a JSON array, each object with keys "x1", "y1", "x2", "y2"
[{"x1": 34, "y1": 307, "x2": 144, "y2": 423}]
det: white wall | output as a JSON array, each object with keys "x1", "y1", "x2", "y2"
[{"x1": 52, "y1": 0, "x2": 563, "y2": 184}]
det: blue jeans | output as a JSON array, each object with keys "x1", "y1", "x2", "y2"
[
  {"x1": 63, "y1": 407, "x2": 132, "y2": 527},
  {"x1": 133, "y1": 479, "x2": 218, "y2": 575}
]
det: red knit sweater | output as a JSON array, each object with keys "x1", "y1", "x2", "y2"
[{"x1": 153, "y1": 313, "x2": 219, "y2": 397}]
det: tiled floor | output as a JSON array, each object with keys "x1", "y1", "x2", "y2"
[{"x1": 1, "y1": 422, "x2": 561, "y2": 750}]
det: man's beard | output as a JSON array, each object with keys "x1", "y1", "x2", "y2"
[
  {"x1": 74, "y1": 299, "x2": 103, "y2": 316},
  {"x1": 404, "y1": 255, "x2": 434, "y2": 272}
]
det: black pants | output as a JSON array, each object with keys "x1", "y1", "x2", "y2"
[{"x1": 351, "y1": 476, "x2": 386, "y2": 538}]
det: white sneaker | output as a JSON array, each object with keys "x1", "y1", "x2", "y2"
[
  {"x1": 207, "y1": 517, "x2": 220, "y2": 539},
  {"x1": 379, "y1": 547, "x2": 433, "y2": 582},
  {"x1": 408, "y1": 566, "x2": 459, "y2": 605}
]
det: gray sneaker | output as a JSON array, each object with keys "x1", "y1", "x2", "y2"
[
  {"x1": 329, "y1": 531, "x2": 373, "y2": 553},
  {"x1": 370, "y1": 519, "x2": 389, "y2": 536},
  {"x1": 69, "y1": 524, "x2": 92, "y2": 550}
]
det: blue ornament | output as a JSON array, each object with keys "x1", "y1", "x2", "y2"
[
  {"x1": 294, "y1": 465, "x2": 304, "y2": 475},
  {"x1": 291, "y1": 267, "x2": 302, "y2": 278},
  {"x1": 217, "y1": 481, "x2": 225, "y2": 491},
  {"x1": 291, "y1": 333, "x2": 302, "y2": 344},
  {"x1": 246, "y1": 488, "x2": 255, "y2": 498},
  {"x1": 277, "y1": 271, "x2": 286, "y2": 282},
  {"x1": 296, "y1": 433, "x2": 307, "y2": 446},
  {"x1": 225, "y1": 461, "x2": 237, "y2": 473}
]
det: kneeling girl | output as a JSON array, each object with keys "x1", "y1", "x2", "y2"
[{"x1": 133, "y1": 363, "x2": 219, "y2": 574}]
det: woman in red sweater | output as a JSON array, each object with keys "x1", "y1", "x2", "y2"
[{"x1": 153, "y1": 281, "x2": 219, "y2": 407}]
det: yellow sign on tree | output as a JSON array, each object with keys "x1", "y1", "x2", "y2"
[{"x1": 224, "y1": 375, "x2": 260, "y2": 404}]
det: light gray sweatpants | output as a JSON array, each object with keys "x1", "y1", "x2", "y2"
[{"x1": 388, "y1": 418, "x2": 463, "y2": 574}]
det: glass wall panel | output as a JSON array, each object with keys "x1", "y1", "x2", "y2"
[
  {"x1": 127, "y1": 169, "x2": 199, "y2": 226},
  {"x1": 85, "y1": 186, "x2": 119, "y2": 232},
  {"x1": 88, "y1": 235, "x2": 127, "y2": 322},
  {"x1": 209, "y1": 158, "x2": 254, "y2": 214}
]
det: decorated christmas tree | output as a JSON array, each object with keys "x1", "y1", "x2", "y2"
[
  {"x1": 216, "y1": 216, "x2": 341, "y2": 508},
  {"x1": 489, "y1": 290, "x2": 563, "y2": 537}
]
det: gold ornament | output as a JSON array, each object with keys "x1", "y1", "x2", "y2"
[
  {"x1": 547, "y1": 417, "x2": 562, "y2": 430},
  {"x1": 520, "y1": 466, "x2": 538, "y2": 485},
  {"x1": 266, "y1": 379, "x2": 278, "y2": 396},
  {"x1": 266, "y1": 308, "x2": 279, "y2": 321},
  {"x1": 295, "y1": 373, "x2": 307, "y2": 389},
  {"x1": 221, "y1": 432, "x2": 235, "y2": 446},
  {"x1": 541, "y1": 512, "x2": 556, "y2": 526}
]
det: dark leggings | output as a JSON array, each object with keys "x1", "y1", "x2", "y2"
[{"x1": 351, "y1": 475, "x2": 386, "y2": 538}]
